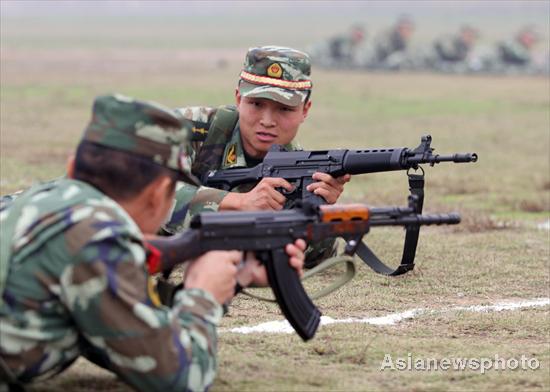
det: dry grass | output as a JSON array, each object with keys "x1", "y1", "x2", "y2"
[
  {"x1": 451, "y1": 211, "x2": 517, "y2": 233},
  {"x1": 518, "y1": 199, "x2": 550, "y2": 213}
]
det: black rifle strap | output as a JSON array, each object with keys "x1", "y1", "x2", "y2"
[
  {"x1": 355, "y1": 172, "x2": 425, "y2": 276},
  {"x1": 0, "y1": 355, "x2": 26, "y2": 391}
]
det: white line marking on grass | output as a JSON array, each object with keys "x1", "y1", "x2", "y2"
[
  {"x1": 537, "y1": 220, "x2": 550, "y2": 230},
  {"x1": 223, "y1": 298, "x2": 550, "y2": 335}
]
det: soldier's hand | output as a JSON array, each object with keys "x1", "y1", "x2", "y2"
[
  {"x1": 237, "y1": 239, "x2": 306, "y2": 288},
  {"x1": 306, "y1": 172, "x2": 351, "y2": 204},
  {"x1": 184, "y1": 250, "x2": 241, "y2": 304},
  {"x1": 220, "y1": 178, "x2": 294, "y2": 211}
]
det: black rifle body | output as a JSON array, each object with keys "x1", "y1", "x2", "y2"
[
  {"x1": 203, "y1": 135, "x2": 477, "y2": 206},
  {"x1": 148, "y1": 203, "x2": 460, "y2": 341}
]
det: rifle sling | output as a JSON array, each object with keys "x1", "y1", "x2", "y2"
[
  {"x1": 241, "y1": 255, "x2": 356, "y2": 302},
  {"x1": 356, "y1": 172, "x2": 425, "y2": 276}
]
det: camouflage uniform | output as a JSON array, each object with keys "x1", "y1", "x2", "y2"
[
  {"x1": 0, "y1": 95, "x2": 221, "y2": 391},
  {"x1": 375, "y1": 29, "x2": 408, "y2": 62},
  {"x1": 375, "y1": 18, "x2": 414, "y2": 61},
  {"x1": 498, "y1": 40, "x2": 532, "y2": 65},
  {"x1": 328, "y1": 25, "x2": 365, "y2": 66},
  {"x1": 163, "y1": 47, "x2": 335, "y2": 266},
  {"x1": 498, "y1": 27, "x2": 539, "y2": 66},
  {"x1": 434, "y1": 33, "x2": 475, "y2": 62},
  {"x1": 370, "y1": 17, "x2": 415, "y2": 69}
]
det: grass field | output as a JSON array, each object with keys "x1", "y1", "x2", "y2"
[{"x1": 1, "y1": 4, "x2": 549, "y2": 391}]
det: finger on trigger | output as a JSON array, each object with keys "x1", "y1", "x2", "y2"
[{"x1": 267, "y1": 177, "x2": 294, "y2": 191}]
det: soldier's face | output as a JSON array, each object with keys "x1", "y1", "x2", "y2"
[
  {"x1": 462, "y1": 31, "x2": 477, "y2": 45},
  {"x1": 520, "y1": 33, "x2": 536, "y2": 48},
  {"x1": 235, "y1": 92, "x2": 311, "y2": 158},
  {"x1": 398, "y1": 24, "x2": 414, "y2": 40}
]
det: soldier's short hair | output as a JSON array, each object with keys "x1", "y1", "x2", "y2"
[{"x1": 73, "y1": 140, "x2": 179, "y2": 201}]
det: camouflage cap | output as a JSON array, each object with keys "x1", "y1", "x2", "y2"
[
  {"x1": 82, "y1": 94, "x2": 200, "y2": 185},
  {"x1": 239, "y1": 46, "x2": 312, "y2": 107}
]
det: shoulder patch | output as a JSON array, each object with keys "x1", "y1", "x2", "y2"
[{"x1": 225, "y1": 144, "x2": 237, "y2": 166}]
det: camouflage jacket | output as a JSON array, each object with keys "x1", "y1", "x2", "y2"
[
  {"x1": 375, "y1": 30, "x2": 407, "y2": 62},
  {"x1": 434, "y1": 35, "x2": 471, "y2": 62},
  {"x1": 0, "y1": 179, "x2": 221, "y2": 391},
  {"x1": 163, "y1": 105, "x2": 336, "y2": 266},
  {"x1": 498, "y1": 40, "x2": 531, "y2": 65}
]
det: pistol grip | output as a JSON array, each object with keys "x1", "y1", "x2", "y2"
[{"x1": 302, "y1": 177, "x2": 326, "y2": 206}]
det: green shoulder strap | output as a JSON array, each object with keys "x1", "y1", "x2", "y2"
[{"x1": 191, "y1": 105, "x2": 239, "y2": 180}]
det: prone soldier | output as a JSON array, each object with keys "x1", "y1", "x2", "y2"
[
  {"x1": 370, "y1": 16, "x2": 415, "y2": 69},
  {"x1": 497, "y1": 26, "x2": 539, "y2": 66},
  {"x1": 328, "y1": 24, "x2": 367, "y2": 64},
  {"x1": 434, "y1": 25, "x2": 479, "y2": 63},
  {"x1": 0, "y1": 94, "x2": 305, "y2": 391}
]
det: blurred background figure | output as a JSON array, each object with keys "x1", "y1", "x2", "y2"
[
  {"x1": 434, "y1": 25, "x2": 479, "y2": 63},
  {"x1": 328, "y1": 24, "x2": 366, "y2": 63},
  {"x1": 425, "y1": 25, "x2": 482, "y2": 73},
  {"x1": 309, "y1": 23, "x2": 367, "y2": 68},
  {"x1": 498, "y1": 26, "x2": 539, "y2": 66},
  {"x1": 371, "y1": 16, "x2": 415, "y2": 69}
]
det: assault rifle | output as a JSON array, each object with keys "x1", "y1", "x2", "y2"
[
  {"x1": 147, "y1": 199, "x2": 460, "y2": 341},
  {"x1": 202, "y1": 135, "x2": 478, "y2": 206}
]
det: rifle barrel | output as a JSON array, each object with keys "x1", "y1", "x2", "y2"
[
  {"x1": 436, "y1": 153, "x2": 478, "y2": 163},
  {"x1": 369, "y1": 213, "x2": 461, "y2": 226},
  {"x1": 406, "y1": 152, "x2": 478, "y2": 165}
]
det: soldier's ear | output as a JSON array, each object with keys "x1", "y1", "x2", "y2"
[
  {"x1": 302, "y1": 100, "x2": 312, "y2": 119},
  {"x1": 235, "y1": 89, "x2": 242, "y2": 106},
  {"x1": 148, "y1": 175, "x2": 175, "y2": 209},
  {"x1": 66, "y1": 155, "x2": 76, "y2": 178}
]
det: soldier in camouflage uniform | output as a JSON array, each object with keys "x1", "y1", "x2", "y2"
[
  {"x1": 434, "y1": 26, "x2": 479, "y2": 63},
  {"x1": 308, "y1": 24, "x2": 367, "y2": 68},
  {"x1": 371, "y1": 16, "x2": 415, "y2": 68},
  {"x1": 328, "y1": 24, "x2": 366, "y2": 64},
  {"x1": 498, "y1": 26, "x2": 539, "y2": 66},
  {"x1": 163, "y1": 46, "x2": 350, "y2": 267},
  {"x1": 0, "y1": 94, "x2": 306, "y2": 391}
]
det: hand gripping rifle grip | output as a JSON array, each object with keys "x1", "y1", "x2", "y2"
[{"x1": 262, "y1": 248, "x2": 321, "y2": 341}]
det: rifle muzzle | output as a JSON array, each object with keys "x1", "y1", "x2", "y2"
[{"x1": 435, "y1": 153, "x2": 478, "y2": 163}]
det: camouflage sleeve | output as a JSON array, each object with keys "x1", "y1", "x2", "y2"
[
  {"x1": 499, "y1": 41, "x2": 530, "y2": 64},
  {"x1": 61, "y1": 230, "x2": 222, "y2": 391},
  {"x1": 161, "y1": 105, "x2": 230, "y2": 235},
  {"x1": 163, "y1": 183, "x2": 229, "y2": 235}
]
